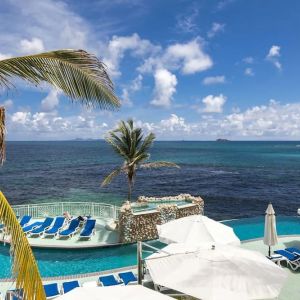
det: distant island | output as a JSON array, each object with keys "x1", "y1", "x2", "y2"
[{"x1": 216, "y1": 138, "x2": 231, "y2": 142}]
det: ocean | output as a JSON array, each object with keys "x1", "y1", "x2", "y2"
[{"x1": 1, "y1": 141, "x2": 300, "y2": 220}]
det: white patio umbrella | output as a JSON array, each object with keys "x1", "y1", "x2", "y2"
[
  {"x1": 56, "y1": 285, "x2": 173, "y2": 300},
  {"x1": 146, "y1": 243, "x2": 288, "y2": 300},
  {"x1": 263, "y1": 203, "x2": 278, "y2": 257},
  {"x1": 157, "y1": 215, "x2": 240, "y2": 246}
]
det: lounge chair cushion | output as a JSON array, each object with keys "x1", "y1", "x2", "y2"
[
  {"x1": 118, "y1": 271, "x2": 137, "y2": 285},
  {"x1": 62, "y1": 280, "x2": 80, "y2": 294},
  {"x1": 19, "y1": 216, "x2": 31, "y2": 227},
  {"x1": 285, "y1": 247, "x2": 300, "y2": 255},
  {"x1": 43, "y1": 283, "x2": 60, "y2": 298},
  {"x1": 80, "y1": 219, "x2": 96, "y2": 237},
  {"x1": 59, "y1": 219, "x2": 80, "y2": 236},
  {"x1": 99, "y1": 275, "x2": 122, "y2": 286},
  {"x1": 274, "y1": 249, "x2": 299, "y2": 261},
  {"x1": 31, "y1": 217, "x2": 54, "y2": 234},
  {"x1": 23, "y1": 222, "x2": 43, "y2": 233},
  {"x1": 44, "y1": 217, "x2": 65, "y2": 235}
]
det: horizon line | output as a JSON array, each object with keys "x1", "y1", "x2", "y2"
[{"x1": 6, "y1": 139, "x2": 300, "y2": 142}]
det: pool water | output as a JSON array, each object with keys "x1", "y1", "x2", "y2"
[
  {"x1": 0, "y1": 240, "x2": 164, "y2": 279},
  {"x1": 132, "y1": 200, "x2": 190, "y2": 212},
  {"x1": 1, "y1": 216, "x2": 300, "y2": 279},
  {"x1": 223, "y1": 216, "x2": 300, "y2": 241}
]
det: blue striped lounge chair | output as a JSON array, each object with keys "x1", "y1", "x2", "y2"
[
  {"x1": 43, "y1": 216, "x2": 65, "y2": 238},
  {"x1": 286, "y1": 247, "x2": 300, "y2": 256},
  {"x1": 78, "y1": 219, "x2": 96, "y2": 240},
  {"x1": 62, "y1": 280, "x2": 80, "y2": 294},
  {"x1": 98, "y1": 274, "x2": 123, "y2": 286},
  {"x1": 29, "y1": 217, "x2": 54, "y2": 237},
  {"x1": 43, "y1": 283, "x2": 60, "y2": 299},
  {"x1": 19, "y1": 215, "x2": 31, "y2": 227},
  {"x1": 23, "y1": 221, "x2": 44, "y2": 234},
  {"x1": 274, "y1": 249, "x2": 300, "y2": 270},
  {"x1": 118, "y1": 271, "x2": 138, "y2": 285},
  {"x1": 57, "y1": 218, "x2": 80, "y2": 239}
]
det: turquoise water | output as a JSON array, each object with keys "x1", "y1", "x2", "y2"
[
  {"x1": 1, "y1": 216, "x2": 300, "y2": 279},
  {"x1": 132, "y1": 200, "x2": 190, "y2": 212},
  {"x1": 224, "y1": 216, "x2": 300, "y2": 240}
]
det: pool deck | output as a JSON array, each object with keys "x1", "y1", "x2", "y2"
[
  {"x1": 0, "y1": 218, "x2": 120, "y2": 249},
  {"x1": 1, "y1": 236, "x2": 300, "y2": 299},
  {"x1": 242, "y1": 235, "x2": 300, "y2": 300}
]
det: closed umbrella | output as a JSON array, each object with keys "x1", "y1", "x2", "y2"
[
  {"x1": 263, "y1": 203, "x2": 278, "y2": 257},
  {"x1": 56, "y1": 285, "x2": 174, "y2": 300},
  {"x1": 146, "y1": 243, "x2": 287, "y2": 300},
  {"x1": 157, "y1": 215, "x2": 240, "y2": 246}
]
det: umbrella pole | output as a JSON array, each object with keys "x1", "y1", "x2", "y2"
[
  {"x1": 137, "y1": 241, "x2": 143, "y2": 285},
  {"x1": 268, "y1": 246, "x2": 271, "y2": 257}
]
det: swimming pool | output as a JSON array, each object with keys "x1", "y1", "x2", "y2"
[
  {"x1": 223, "y1": 216, "x2": 300, "y2": 240},
  {"x1": 131, "y1": 200, "x2": 190, "y2": 212},
  {"x1": 1, "y1": 216, "x2": 300, "y2": 279}
]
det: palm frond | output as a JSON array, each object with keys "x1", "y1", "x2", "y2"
[
  {"x1": 0, "y1": 50, "x2": 120, "y2": 109},
  {"x1": 0, "y1": 107, "x2": 5, "y2": 165},
  {"x1": 140, "y1": 161, "x2": 180, "y2": 169},
  {"x1": 0, "y1": 192, "x2": 46, "y2": 300},
  {"x1": 136, "y1": 132, "x2": 155, "y2": 157},
  {"x1": 101, "y1": 167, "x2": 123, "y2": 187},
  {"x1": 105, "y1": 137, "x2": 128, "y2": 159}
]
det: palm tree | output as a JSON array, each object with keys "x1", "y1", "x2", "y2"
[
  {"x1": 0, "y1": 49, "x2": 120, "y2": 165},
  {"x1": 101, "y1": 119, "x2": 180, "y2": 201},
  {"x1": 0, "y1": 192, "x2": 46, "y2": 300},
  {"x1": 0, "y1": 49, "x2": 120, "y2": 299}
]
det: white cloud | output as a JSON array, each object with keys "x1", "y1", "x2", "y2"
[
  {"x1": 243, "y1": 56, "x2": 254, "y2": 64},
  {"x1": 266, "y1": 45, "x2": 282, "y2": 70},
  {"x1": 244, "y1": 67, "x2": 254, "y2": 76},
  {"x1": 0, "y1": 0, "x2": 92, "y2": 57},
  {"x1": 221, "y1": 100, "x2": 300, "y2": 137},
  {"x1": 8, "y1": 110, "x2": 110, "y2": 140},
  {"x1": 121, "y1": 74, "x2": 143, "y2": 106},
  {"x1": 20, "y1": 37, "x2": 45, "y2": 54},
  {"x1": 41, "y1": 89, "x2": 60, "y2": 112},
  {"x1": 165, "y1": 39, "x2": 213, "y2": 74},
  {"x1": 103, "y1": 33, "x2": 160, "y2": 77},
  {"x1": 176, "y1": 6, "x2": 199, "y2": 33},
  {"x1": 160, "y1": 114, "x2": 190, "y2": 132},
  {"x1": 0, "y1": 53, "x2": 11, "y2": 60},
  {"x1": 202, "y1": 94, "x2": 227, "y2": 113},
  {"x1": 0, "y1": 99, "x2": 13, "y2": 109},
  {"x1": 151, "y1": 69, "x2": 177, "y2": 108},
  {"x1": 202, "y1": 75, "x2": 225, "y2": 85},
  {"x1": 7, "y1": 99, "x2": 300, "y2": 140},
  {"x1": 11, "y1": 111, "x2": 31, "y2": 125},
  {"x1": 207, "y1": 22, "x2": 225, "y2": 38},
  {"x1": 216, "y1": 0, "x2": 235, "y2": 10},
  {"x1": 138, "y1": 38, "x2": 213, "y2": 75}
]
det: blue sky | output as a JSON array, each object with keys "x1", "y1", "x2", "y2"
[{"x1": 0, "y1": 0, "x2": 300, "y2": 140}]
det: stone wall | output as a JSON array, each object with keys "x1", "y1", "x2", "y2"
[{"x1": 118, "y1": 194, "x2": 204, "y2": 243}]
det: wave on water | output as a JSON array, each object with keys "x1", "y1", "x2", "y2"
[{"x1": 209, "y1": 170, "x2": 240, "y2": 175}]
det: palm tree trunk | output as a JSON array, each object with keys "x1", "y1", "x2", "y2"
[
  {"x1": 128, "y1": 177, "x2": 132, "y2": 202},
  {"x1": 127, "y1": 168, "x2": 135, "y2": 202},
  {"x1": 0, "y1": 106, "x2": 5, "y2": 165}
]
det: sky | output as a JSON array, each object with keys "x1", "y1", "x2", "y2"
[{"x1": 0, "y1": 0, "x2": 300, "y2": 141}]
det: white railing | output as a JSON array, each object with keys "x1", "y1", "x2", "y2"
[{"x1": 12, "y1": 202, "x2": 120, "y2": 220}]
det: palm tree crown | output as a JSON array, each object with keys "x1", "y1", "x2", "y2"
[
  {"x1": 0, "y1": 49, "x2": 120, "y2": 165},
  {"x1": 101, "y1": 119, "x2": 180, "y2": 201}
]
